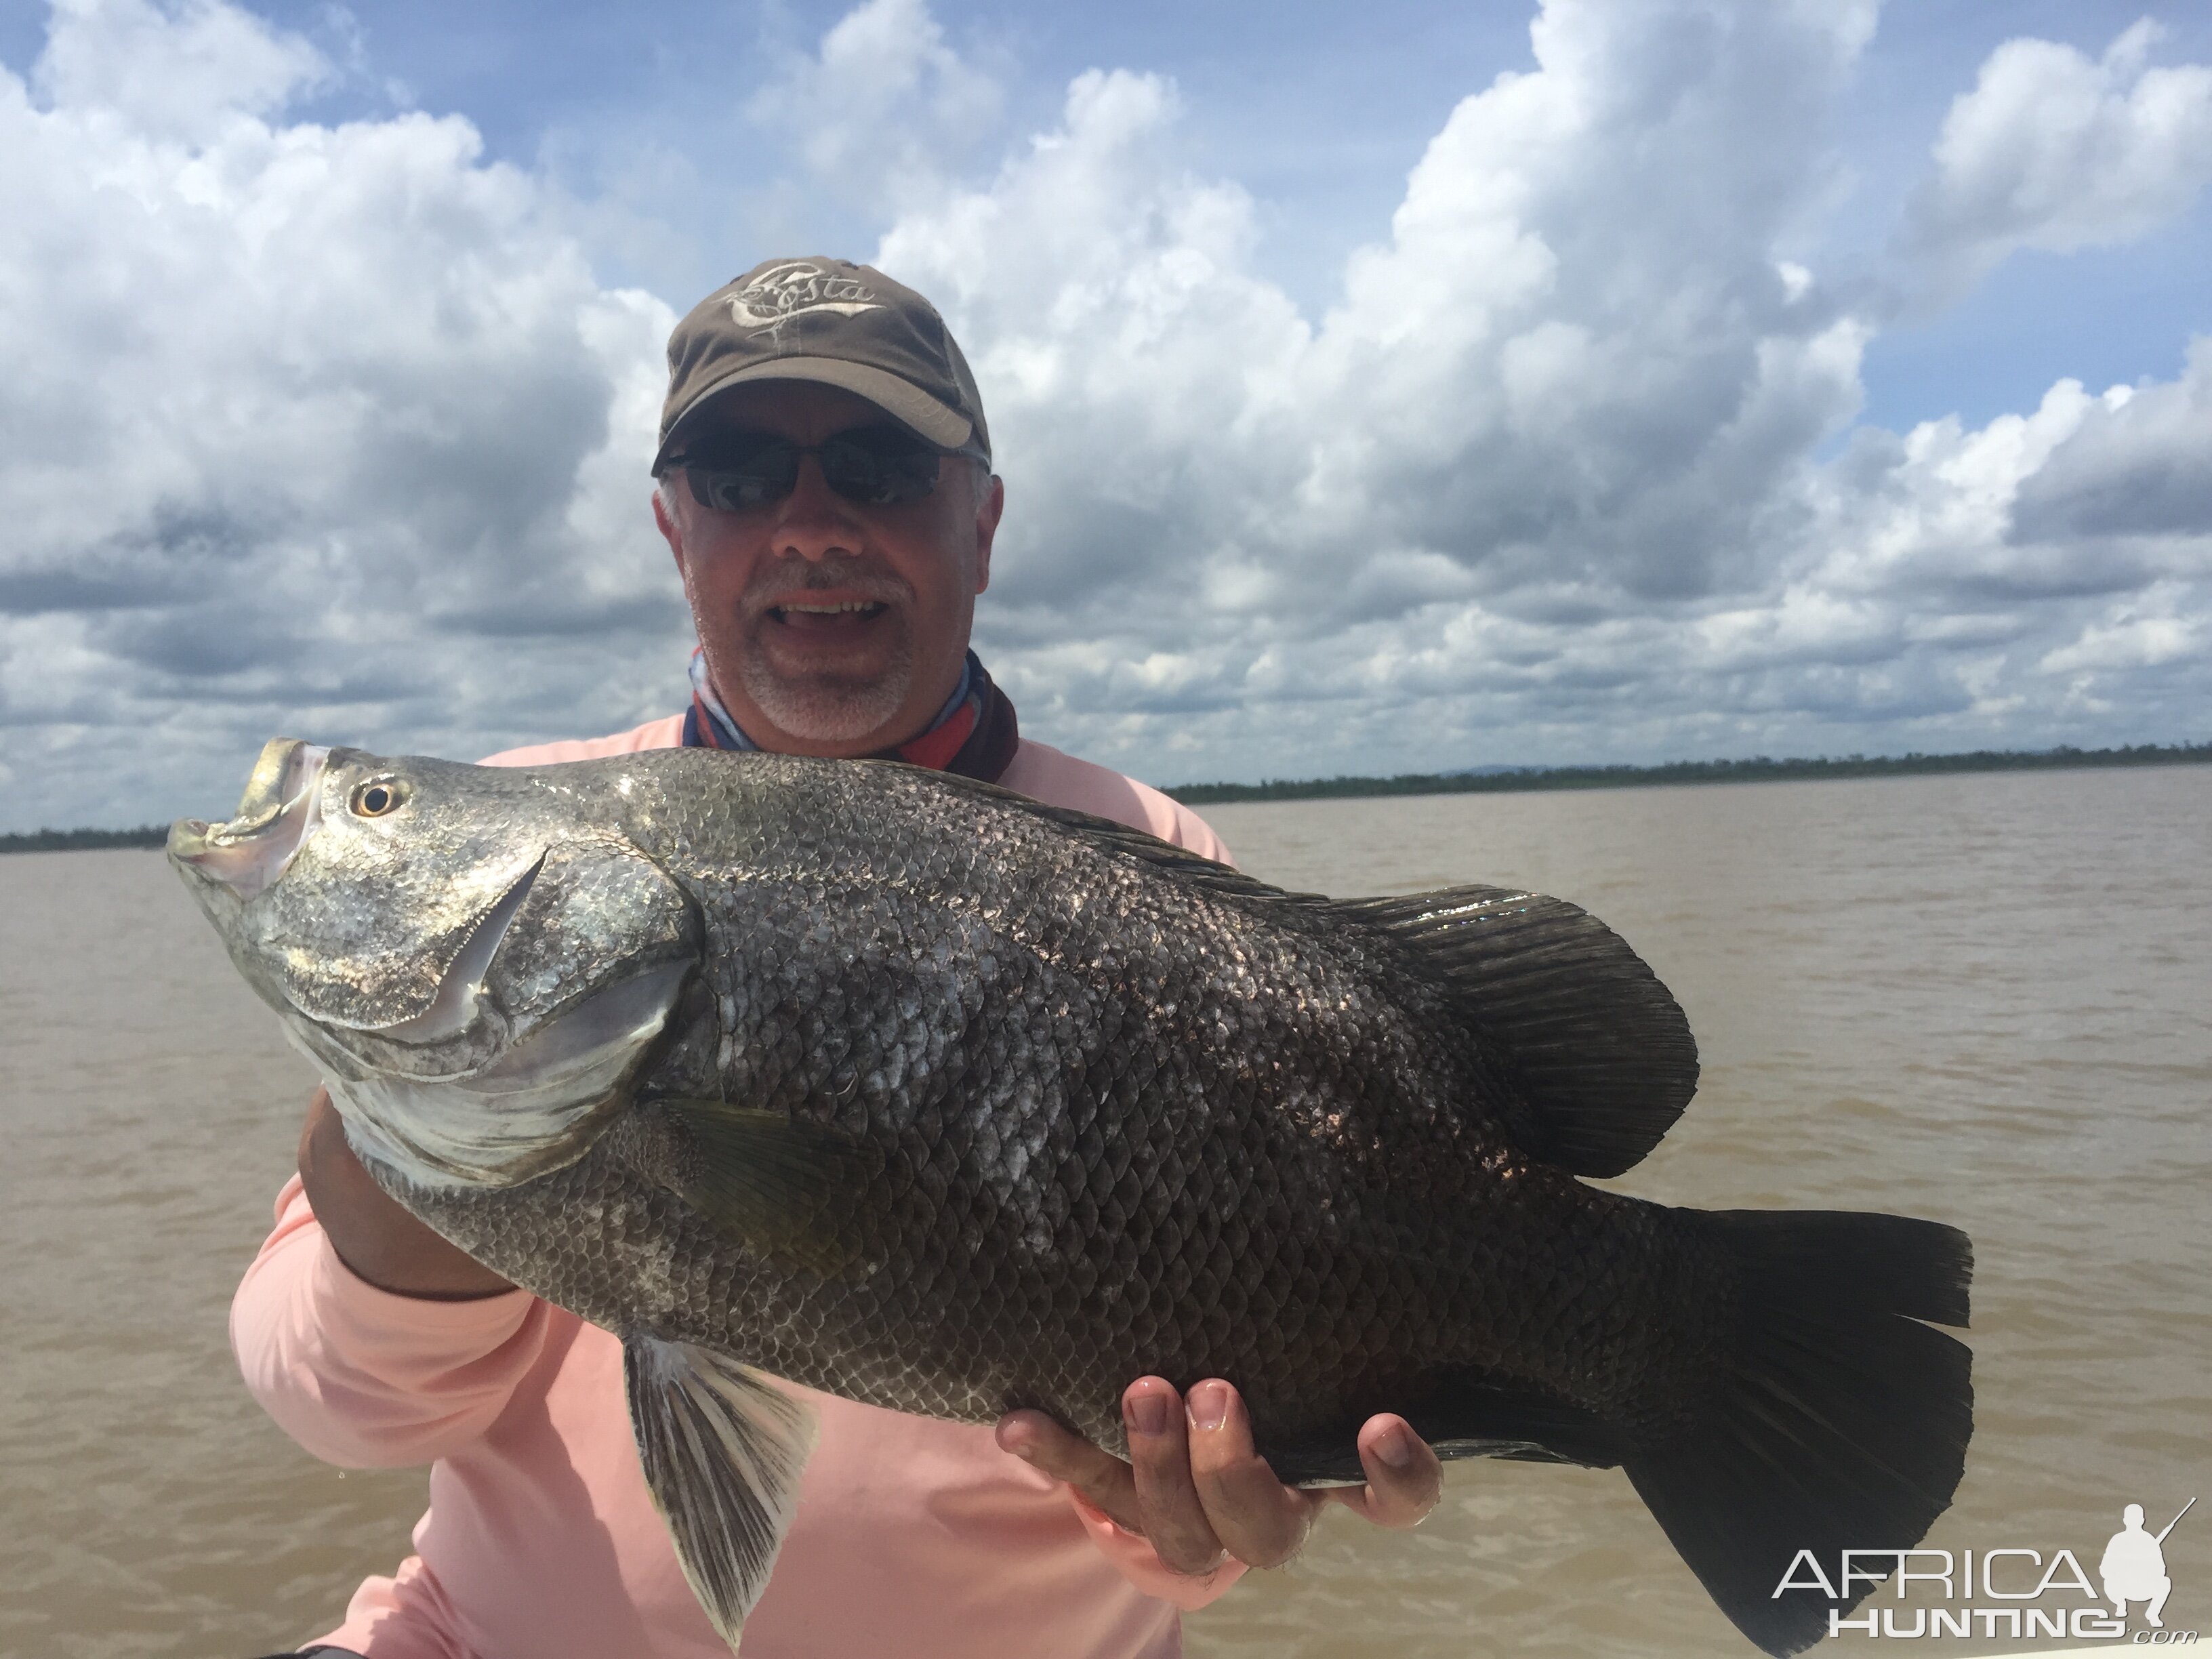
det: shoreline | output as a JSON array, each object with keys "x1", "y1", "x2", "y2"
[
  {"x1": 1, "y1": 825, "x2": 171, "y2": 855},
  {"x1": 7, "y1": 741, "x2": 2207, "y2": 851},
  {"x1": 1166, "y1": 741, "x2": 2212, "y2": 806}
]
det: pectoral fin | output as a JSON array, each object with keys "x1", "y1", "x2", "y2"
[
  {"x1": 656, "y1": 1097, "x2": 884, "y2": 1276},
  {"x1": 623, "y1": 1336, "x2": 818, "y2": 1652}
]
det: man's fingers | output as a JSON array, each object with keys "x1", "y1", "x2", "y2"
[
  {"x1": 1328, "y1": 1413, "x2": 1444, "y2": 1529},
  {"x1": 1002, "y1": 1390, "x2": 1436, "y2": 1573},
  {"x1": 1122, "y1": 1378, "x2": 1229, "y2": 1575},
  {"x1": 995, "y1": 1409, "x2": 1139, "y2": 1532},
  {"x1": 1184, "y1": 1379, "x2": 1324, "y2": 1569}
]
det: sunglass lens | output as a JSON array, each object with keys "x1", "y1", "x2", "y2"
[
  {"x1": 680, "y1": 427, "x2": 944, "y2": 509},
  {"x1": 687, "y1": 438, "x2": 800, "y2": 510},
  {"x1": 821, "y1": 430, "x2": 942, "y2": 505}
]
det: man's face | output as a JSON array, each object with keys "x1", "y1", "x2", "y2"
[{"x1": 654, "y1": 380, "x2": 1003, "y2": 758}]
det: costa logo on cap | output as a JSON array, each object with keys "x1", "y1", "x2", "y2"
[
  {"x1": 655, "y1": 255, "x2": 994, "y2": 468},
  {"x1": 726, "y1": 262, "x2": 885, "y2": 329}
]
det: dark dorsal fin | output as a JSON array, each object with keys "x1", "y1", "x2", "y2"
[
  {"x1": 890, "y1": 765, "x2": 1697, "y2": 1176},
  {"x1": 1330, "y1": 886, "x2": 1698, "y2": 1176}
]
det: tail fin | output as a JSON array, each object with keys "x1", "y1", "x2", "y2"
[{"x1": 1626, "y1": 1210, "x2": 1973, "y2": 1657}]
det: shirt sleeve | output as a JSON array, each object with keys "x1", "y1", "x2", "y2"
[
  {"x1": 1154, "y1": 798, "x2": 1231, "y2": 865},
  {"x1": 230, "y1": 1174, "x2": 554, "y2": 1468},
  {"x1": 994, "y1": 741, "x2": 1235, "y2": 867}
]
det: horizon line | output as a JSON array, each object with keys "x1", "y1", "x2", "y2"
[
  {"x1": 1164, "y1": 739, "x2": 2212, "y2": 805},
  {"x1": 5, "y1": 738, "x2": 2208, "y2": 851}
]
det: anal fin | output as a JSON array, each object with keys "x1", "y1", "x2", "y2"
[{"x1": 623, "y1": 1336, "x2": 819, "y2": 1652}]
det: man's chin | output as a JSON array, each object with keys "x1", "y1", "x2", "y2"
[{"x1": 739, "y1": 670, "x2": 913, "y2": 752}]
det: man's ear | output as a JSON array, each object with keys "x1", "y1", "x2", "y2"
[
  {"x1": 972, "y1": 472, "x2": 1004, "y2": 595},
  {"x1": 654, "y1": 483, "x2": 687, "y2": 577}
]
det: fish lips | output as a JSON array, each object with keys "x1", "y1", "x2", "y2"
[{"x1": 169, "y1": 737, "x2": 329, "y2": 902}]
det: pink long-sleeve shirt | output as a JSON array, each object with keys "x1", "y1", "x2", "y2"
[{"x1": 232, "y1": 720, "x2": 1244, "y2": 1658}]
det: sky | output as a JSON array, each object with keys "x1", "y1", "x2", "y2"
[{"x1": 1, "y1": 0, "x2": 2209, "y2": 831}]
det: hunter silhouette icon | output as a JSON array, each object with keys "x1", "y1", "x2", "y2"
[{"x1": 2102, "y1": 1498, "x2": 2192, "y2": 1627}]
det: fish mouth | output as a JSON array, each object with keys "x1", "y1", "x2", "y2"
[{"x1": 169, "y1": 738, "x2": 329, "y2": 900}]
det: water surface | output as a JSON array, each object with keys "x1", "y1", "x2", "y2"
[{"x1": 2, "y1": 766, "x2": 2205, "y2": 1656}]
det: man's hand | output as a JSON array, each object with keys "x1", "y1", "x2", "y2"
[
  {"x1": 297, "y1": 1088, "x2": 516, "y2": 1300},
  {"x1": 996, "y1": 1376, "x2": 1442, "y2": 1574}
]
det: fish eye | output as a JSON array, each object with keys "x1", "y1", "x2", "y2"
[{"x1": 352, "y1": 779, "x2": 407, "y2": 818}]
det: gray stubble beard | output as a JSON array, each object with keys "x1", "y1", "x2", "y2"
[
  {"x1": 729, "y1": 554, "x2": 921, "y2": 745},
  {"x1": 735, "y1": 636, "x2": 914, "y2": 747}
]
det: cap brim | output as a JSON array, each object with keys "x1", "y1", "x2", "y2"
[{"x1": 655, "y1": 358, "x2": 976, "y2": 469}]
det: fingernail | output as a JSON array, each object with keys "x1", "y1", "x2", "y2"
[
  {"x1": 1188, "y1": 1380, "x2": 1229, "y2": 1433},
  {"x1": 1126, "y1": 1391, "x2": 1169, "y2": 1437},
  {"x1": 1375, "y1": 1425, "x2": 1414, "y2": 1469}
]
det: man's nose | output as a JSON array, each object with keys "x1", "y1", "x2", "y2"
[{"x1": 771, "y1": 455, "x2": 859, "y2": 561}]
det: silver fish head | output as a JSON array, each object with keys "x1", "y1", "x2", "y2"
[{"x1": 171, "y1": 739, "x2": 701, "y2": 1187}]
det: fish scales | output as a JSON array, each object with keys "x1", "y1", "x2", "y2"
[
  {"x1": 681, "y1": 760, "x2": 1695, "y2": 1439},
  {"x1": 171, "y1": 740, "x2": 1974, "y2": 1657}
]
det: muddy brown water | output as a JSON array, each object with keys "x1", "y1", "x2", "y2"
[{"x1": 2, "y1": 766, "x2": 2206, "y2": 1658}]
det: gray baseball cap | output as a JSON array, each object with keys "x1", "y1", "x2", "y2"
[{"x1": 655, "y1": 256, "x2": 991, "y2": 470}]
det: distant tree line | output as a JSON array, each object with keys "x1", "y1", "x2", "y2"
[
  {"x1": 8, "y1": 741, "x2": 2208, "y2": 847},
  {"x1": 1, "y1": 825, "x2": 170, "y2": 854},
  {"x1": 1166, "y1": 741, "x2": 2212, "y2": 806}
]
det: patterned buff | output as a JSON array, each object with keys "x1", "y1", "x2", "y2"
[{"x1": 680, "y1": 647, "x2": 1021, "y2": 783}]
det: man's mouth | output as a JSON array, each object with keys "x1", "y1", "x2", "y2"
[{"x1": 767, "y1": 598, "x2": 890, "y2": 631}]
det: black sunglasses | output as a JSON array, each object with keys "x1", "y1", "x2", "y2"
[{"x1": 670, "y1": 425, "x2": 985, "y2": 511}]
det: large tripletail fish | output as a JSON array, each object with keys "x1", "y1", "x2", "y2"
[{"x1": 171, "y1": 739, "x2": 1973, "y2": 1656}]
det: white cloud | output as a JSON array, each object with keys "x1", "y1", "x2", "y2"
[
  {"x1": 1898, "y1": 20, "x2": 2212, "y2": 302},
  {"x1": 34, "y1": 0, "x2": 327, "y2": 135},
  {"x1": 2040, "y1": 594, "x2": 2198, "y2": 674},
  {"x1": 744, "y1": 0, "x2": 1004, "y2": 219},
  {"x1": 0, "y1": 0, "x2": 682, "y2": 830},
  {"x1": 1, "y1": 0, "x2": 2209, "y2": 832},
  {"x1": 2013, "y1": 338, "x2": 2212, "y2": 539},
  {"x1": 875, "y1": 0, "x2": 2210, "y2": 775}
]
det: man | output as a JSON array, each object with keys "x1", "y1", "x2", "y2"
[{"x1": 237, "y1": 257, "x2": 1441, "y2": 1659}]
